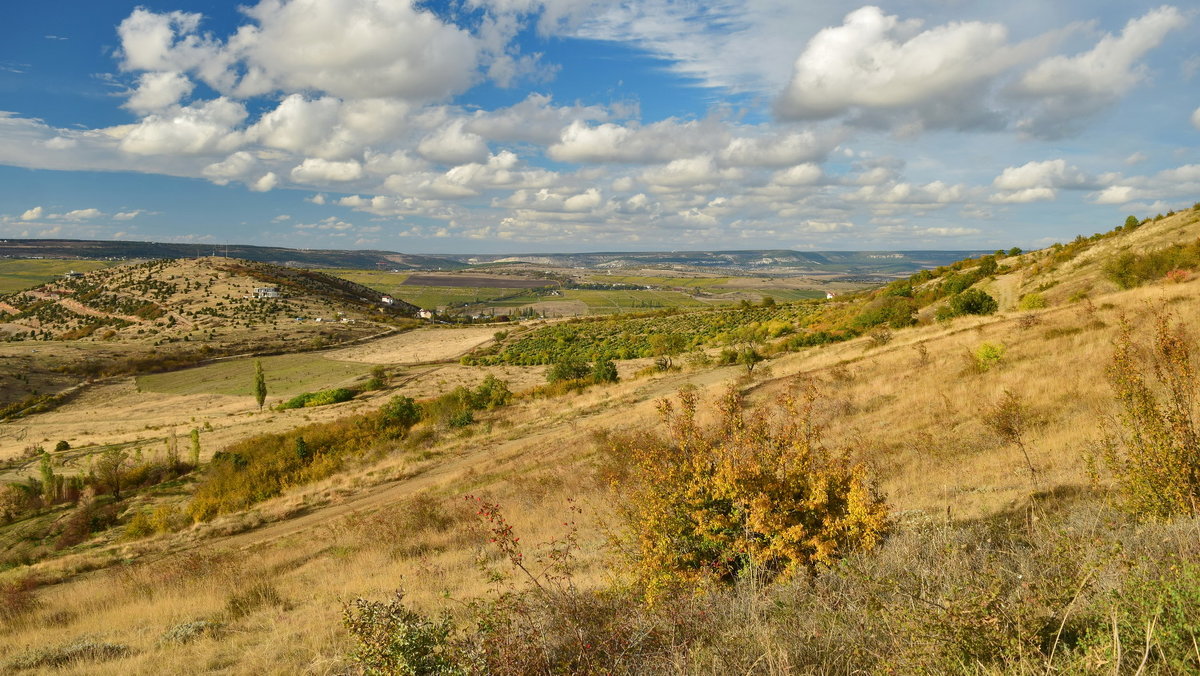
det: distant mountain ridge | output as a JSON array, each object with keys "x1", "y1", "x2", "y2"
[
  {"x1": 0, "y1": 239, "x2": 995, "y2": 277},
  {"x1": 0, "y1": 239, "x2": 467, "y2": 271},
  {"x1": 449, "y1": 249, "x2": 995, "y2": 276}
]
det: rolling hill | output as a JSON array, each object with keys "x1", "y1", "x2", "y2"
[{"x1": 0, "y1": 206, "x2": 1198, "y2": 673}]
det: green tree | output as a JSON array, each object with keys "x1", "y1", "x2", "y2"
[
  {"x1": 473, "y1": 374, "x2": 513, "y2": 409},
  {"x1": 648, "y1": 333, "x2": 687, "y2": 370},
  {"x1": 379, "y1": 395, "x2": 422, "y2": 435},
  {"x1": 591, "y1": 358, "x2": 619, "y2": 384},
  {"x1": 39, "y1": 451, "x2": 56, "y2": 503},
  {"x1": 95, "y1": 448, "x2": 129, "y2": 500},
  {"x1": 940, "y1": 288, "x2": 998, "y2": 319},
  {"x1": 295, "y1": 437, "x2": 311, "y2": 462},
  {"x1": 1124, "y1": 215, "x2": 1140, "y2": 230},
  {"x1": 253, "y1": 360, "x2": 267, "y2": 411},
  {"x1": 547, "y1": 356, "x2": 590, "y2": 383},
  {"x1": 189, "y1": 428, "x2": 201, "y2": 466}
]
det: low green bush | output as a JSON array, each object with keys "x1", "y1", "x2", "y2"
[{"x1": 277, "y1": 388, "x2": 356, "y2": 410}]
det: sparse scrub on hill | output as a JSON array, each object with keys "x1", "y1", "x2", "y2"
[
  {"x1": 1103, "y1": 239, "x2": 1200, "y2": 289},
  {"x1": 1099, "y1": 310, "x2": 1200, "y2": 520},
  {"x1": 188, "y1": 394, "x2": 424, "y2": 520}
]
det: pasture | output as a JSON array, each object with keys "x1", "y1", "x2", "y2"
[
  {"x1": 0, "y1": 259, "x2": 116, "y2": 293},
  {"x1": 137, "y1": 352, "x2": 375, "y2": 397}
]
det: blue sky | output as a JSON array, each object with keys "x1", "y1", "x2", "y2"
[{"x1": 1, "y1": 1, "x2": 1198, "y2": 254}]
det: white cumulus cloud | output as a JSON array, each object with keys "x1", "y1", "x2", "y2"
[
  {"x1": 417, "y1": 120, "x2": 490, "y2": 165},
  {"x1": 290, "y1": 158, "x2": 364, "y2": 183},
  {"x1": 776, "y1": 7, "x2": 1024, "y2": 123},
  {"x1": 124, "y1": 71, "x2": 195, "y2": 114},
  {"x1": 1012, "y1": 6, "x2": 1187, "y2": 139},
  {"x1": 118, "y1": 97, "x2": 247, "y2": 155}
]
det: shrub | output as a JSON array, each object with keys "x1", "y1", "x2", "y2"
[
  {"x1": 969, "y1": 342, "x2": 1006, "y2": 373},
  {"x1": 223, "y1": 580, "x2": 284, "y2": 619},
  {"x1": 1164, "y1": 268, "x2": 1192, "y2": 284},
  {"x1": 608, "y1": 380, "x2": 889, "y2": 596},
  {"x1": 946, "y1": 288, "x2": 999, "y2": 317},
  {"x1": 546, "y1": 356, "x2": 590, "y2": 383},
  {"x1": 0, "y1": 576, "x2": 39, "y2": 625},
  {"x1": 447, "y1": 410, "x2": 474, "y2": 428},
  {"x1": 472, "y1": 374, "x2": 512, "y2": 409},
  {"x1": 278, "y1": 387, "x2": 355, "y2": 410},
  {"x1": 1100, "y1": 311, "x2": 1200, "y2": 520},
  {"x1": 343, "y1": 591, "x2": 462, "y2": 676},
  {"x1": 124, "y1": 510, "x2": 155, "y2": 539},
  {"x1": 5, "y1": 639, "x2": 130, "y2": 670},
  {"x1": 867, "y1": 326, "x2": 893, "y2": 348},
  {"x1": 379, "y1": 395, "x2": 422, "y2": 434},
  {"x1": 1018, "y1": 292, "x2": 1047, "y2": 310},
  {"x1": 591, "y1": 358, "x2": 619, "y2": 384},
  {"x1": 854, "y1": 295, "x2": 917, "y2": 329}
]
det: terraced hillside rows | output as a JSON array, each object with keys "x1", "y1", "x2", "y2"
[{"x1": 466, "y1": 301, "x2": 849, "y2": 365}]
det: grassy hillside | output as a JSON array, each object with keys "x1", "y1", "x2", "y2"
[{"x1": 0, "y1": 206, "x2": 1199, "y2": 673}]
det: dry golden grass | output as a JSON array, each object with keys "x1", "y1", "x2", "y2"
[{"x1": 2, "y1": 211, "x2": 1199, "y2": 672}]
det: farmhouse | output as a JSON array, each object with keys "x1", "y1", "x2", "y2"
[
  {"x1": 254, "y1": 287, "x2": 281, "y2": 299},
  {"x1": 380, "y1": 295, "x2": 395, "y2": 305},
  {"x1": 417, "y1": 309, "x2": 434, "y2": 319}
]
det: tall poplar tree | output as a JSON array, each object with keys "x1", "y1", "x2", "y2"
[{"x1": 254, "y1": 360, "x2": 267, "y2": 411}]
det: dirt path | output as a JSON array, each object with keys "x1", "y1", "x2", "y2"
[{"x1": 56, "y1": 298, "x2": 144, "y2": 324}]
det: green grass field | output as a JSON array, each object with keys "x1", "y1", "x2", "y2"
[
  {"x1": 591, "y1": 274, "x2": 733, "y2": 288},
  {"x1": 561, "y1": 288, "x2": 711, "y2": 313},
  {"x1": 137, "y1": 353, "x2": 375, "y2": 398},
  {"x1": 314, "y1": 269, "x2": 411, "y2": 292},
  {"x1": 0, "y1": 259, "x2": 116, "y2": 293},
  {"x1": 320, "y1": 269, "x2": 536, "y2": 309},
  {"x1": 397, "y1": 287, "x2": 533, "y2": 309}
]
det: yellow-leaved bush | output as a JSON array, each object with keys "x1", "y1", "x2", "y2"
[{"x1": 608, "y1": 379, "x2": 889, "y2": 596}]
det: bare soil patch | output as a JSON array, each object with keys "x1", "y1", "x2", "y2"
[{"x1": 328, "y1": 326, "x2": 499, "y2": 364}]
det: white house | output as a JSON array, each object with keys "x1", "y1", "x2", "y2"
[
  {"x1": 255, "y1": 287, "x2": 281, "y2": 299},
  {"x1": 418, "y1": 309, "x2": 434, "y2": 319},
  {"x1": 380, "y1": 295, "x2": 395, "y2": 305},
  {"x1": 826, "y1": 291, "x2": 836, "y2": 300}
]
